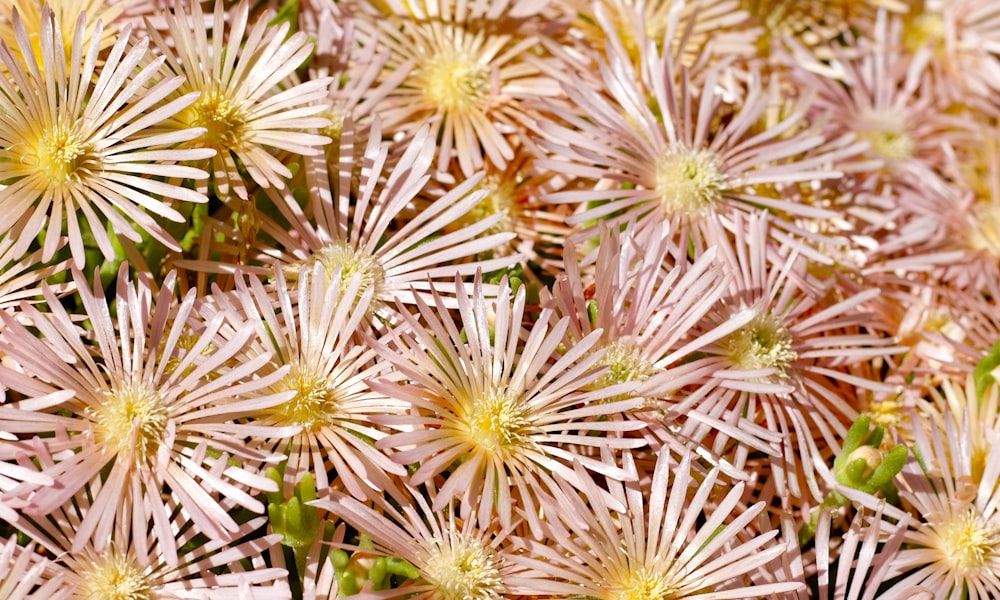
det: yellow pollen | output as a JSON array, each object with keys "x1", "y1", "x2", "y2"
[
  {"x1": 189, "y1": 89, "x2": 248, "y2": 150},
  {"x1": 866, "y1": 396, "x2": 904, "y2": 427},
  {"x1": 612, "y1": 567, "x2": 675, "y2": 600},
  {"x1": 904, "y1": 12, "x2": 945, "y2": 53},
  {"x1": 456, "y1": 175, "x2": 519, "y2": 235},
  {"x1": 88, "y1": 381, "x2": 168, "y2": 463},
  {"x1": 287, "y1": 243, "x2": 385, "y2": 309},
  {"x1": 654, "y1": 144, "x2": 727, "y2": 217},
  {"x1": 968, "y1": 202, "x2": 1000, "y2": 258},
  {"x1": 857, "y1": 109, "x2": 915, "y2": 162},
  {"x1": 418, "y1": 48, "x2": 490, "y2": 113},
  {"x1": 271, "y1": 362, "x2": 340, "y2": 431},
  {"x1": 423, "y1": 535, "x2": 506, "y2": 600},
  {"x1": 723, "y1": 313, "x2": 797, "y2": 377},
  {"x1": 77, "y1": 551, "x2": 153, "y2": 600},
  {"x1": 465, "y1": 388, "x2": 530, "y2": 453},
  {"x1": 935, "y1": 509, "x2": 998, "y2": 574},
  {"x1": 29, "y1": 125, "x2": 98, "y2": 185},
  {"x1": 589, "y1": 341, "x2": 657, "y2": 402}
]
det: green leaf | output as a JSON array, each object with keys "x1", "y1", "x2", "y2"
[{"x1": 974, "y1": 339, "x2": 1000, "y2": 399}]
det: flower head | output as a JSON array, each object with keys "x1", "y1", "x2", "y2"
[
  {"x1": 0, "y1": 267, "x2": 297, "y2": 564},
  {"x1": 0, "y1": 6, "x2": 210, "y2": 268},
  {"x1": 150, "y1": 0, "x2": 332, "y2": 199}
]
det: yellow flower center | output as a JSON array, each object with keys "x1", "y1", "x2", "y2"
[
  {"x1": 857, "y1": 109, "x2": 915, "y2": 162},
  {"x1": 936, "y1": 509, "x2": 999, "y2": 575},
  {"x1": 904, "y1": 12, "x2": 945, "y2": 53},
  {"x1": 723, "y1": 313, "x2": 797, "y2": 377},
  {"x1": 423, "y1": 535, "x2": 506, "y2": 600},
  {"x1": 88, "y1": 381, "x2": 168, "y2": 463},
  {"x1": 189, "y1": 89, "x2": 249, "y2": 150},
  {"x1": 454, "y1": 175, "x2": 519, "y2": 236},
  {"x1": 271, "y1": 362, "x2": 340, "y2": 431},
  {"x1": 589, "y1": 341, "x2": 657, "y2": 402},
  {"x1": 30, "y1": 124, "x2": 99, "y2": 185},
  {"x1": 417, "y1": 46, "x2": 491, "y2": 113},
  {"x1": 465, "y1": 388, "x2": 530, "y2": 453},
  {"x1": 654, "y1": 144, "x2": 727, "y2": 217},
  {"x1": 968, "y1": 202, "x2": 1000, "y2": 258},
  {"x1": 76, "y1": 551, "x2": 153, "y2": 600},
  {"x1": 287, "y1": 242, "x2": 386, "y2": 310},
  {"x1": 611, "y1": 567, "x2": 675, "y2": 600},
  {"x1": 866, "y1": 396, "x2": 904, "y2": 428}
]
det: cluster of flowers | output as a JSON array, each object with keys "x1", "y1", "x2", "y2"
[{"x1": 1, "y1": 0, "x2": 1000, "y2": 597}]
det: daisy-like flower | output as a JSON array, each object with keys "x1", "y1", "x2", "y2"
[
  {"x1": 539, "y1": 21, "x2": 856, "y2": 247},
  {"x1": 206, "y1": 264, "x2": 408, "y2": 499},
  {"x1": 513, "y1": 450, "x2": 804, "y2": 598},
  {"x1": 186, "y1": 120, "x2": 520, "y2": 317},
  {"x1": 883, "y1": 400, "x2": 1000, "y2": 598},
  {"x1": 370, "y1": 273, "x2": 648, "y2": 535},
  {"x1": 150, "y1": 0, "x2": 332, "y2": 199},
  {"x1": 548, "y1": 221, "x2": 778, "y2": 475},
  {"x1": 746, "y1": 0, "x2": 907, "y2": 52},
  {"x1": 669, "y1": 211, "x2": 904, "y2": 499},
  {"x1": 353, "y1": 0, "x2": 560, "y2": 177},
  {"x1": 0, "y1": 537, "x2": 72, "y2": 599},
  {"x1": 312, "y1": 478, "x2": 556, "y2": 600},
  {"x1": 0, "y1": 267, "x2": 298, "y2": 564},
  {"x1": 16, "y1": 497, "x2": 291, "y2": 598},
  {"x1": 0, "y1": 7, "x2": 211, "y2": 268}
]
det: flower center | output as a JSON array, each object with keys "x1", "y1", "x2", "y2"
[
  {"x1": 857, "y1": 109, "x2": 915, "y2": 162},
  {"x1": 189, "y1": 89, "x2": 248, "y2": 150},
  {"x1": 612, "y1": 567, "x2": 675, "y2": 600},
  {"x1": 466, "y1": 388, "x2": 530, "y2": 453},
  {"x1": 866, "y1": 396, "x2": 905, "y2": 428},
  {"x1": 904, "y1": 12, "x2": 945, "y2": 53},
  {"x1": 589, "y1": 341, "x2": 657, "y2": 402},
  {"x1": 418, "y1": 45, "x2": 491, "y2": 113},
  {"x1": 455, "y1": 175, "x2": 519, "y2": 235},
  {"x1": 423, "y1": 535, "x2": 506, "y2": 600},
  {"x1": 654, "y1": 144, "x2": 727, "y2": 217},
  {"x1": 271, "y1": 362, "x2": 340, "y2": 431},
  {"x1": 88, "y1": 381, "x2": 168, "y2": 463},
  {"x1": 936, "y1": 509, "x2": 999, "y2": 574},
  {"x1": 723, "y1": 313, "x2": 797, "y2": 377},
  {"x1": 76, "y1": 551, "x2": 153, "y2": 600},
  {"x1": 30, "y1": 124, "x2": 99, "y2": 185},
  {"x1": 968, "y1": 202, "x2": 1000, "y2": 257},
  {"x1": 288, "y1": 242, "x2": 386, "y2": 309}
]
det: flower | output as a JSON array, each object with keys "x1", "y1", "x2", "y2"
[
  {"x1": 150, "y1": 0, "x2": 332, "y2": 199},
  {"x1": 15, "y1": 498, "x2": 291, "y2": 598},
  {"x1": 205, "y1": 264, "x2": 408, "y2": 499},
  {"x1": 884, "y1": 399, "x2": 1000, "y2": 598},
  {"x1": 0, "y1": 267, "x2": 297, "y2": 564},
  {"x1": 668, "y1": 211, "x2": 904, "y2": 499},
  {"x1": 0, "y1": 6, "x2": 211, "y2": 268},
  {"x1": 183, "y1": 120, "x2": 521, "y2": 318},
  {"x1": 312, "y1": 478, "x2": 556, "y2": 600},
  {"x1": 548, "y1": 220, "x2": 777, "y2": 476},
  {"x1": 512, "y1": 450, "x2": 804, "y2": 598},
  {"x1": 370, "y1": 273, "x2": 648, "y2": 535},
  {"x1": 539, "y1": 21, "x2": 856, "y2": 247},
  {"x1": 353, "y1": 0, "x2": 560, "y2": 177}
]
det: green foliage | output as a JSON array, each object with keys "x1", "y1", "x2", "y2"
[{"x1": 974, "y1": 339, "x2": 1000, "y2": 399}]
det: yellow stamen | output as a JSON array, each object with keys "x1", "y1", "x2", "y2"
[
  {"x1": 465, "y1": 388, "x2": 530, "y2": 453},
  {"x1": 723, "y1": 313, "x2": 797, "y2": 377},
  {"x1": 77, "y1": 551, "x2": 152, "y2": 600},
  {"x1": 654, "y1": 144, "x2": 727, "y2": 217},
  {"x1": 88, "y1": 382, "x2": 168, "y2": 463},
  {"x1": 271, "y1": 362, "x2": 340, "y2": 432},
  {"x1": 417, "y1": 47, "x2": 490, "y2": 113},
  {"x1": 424, "y1": 535, "x2": 506, "y2": 600}
]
